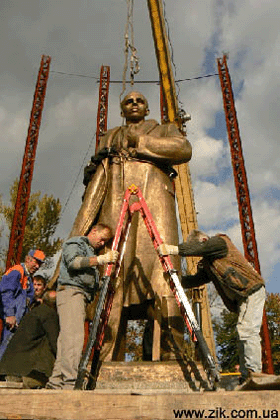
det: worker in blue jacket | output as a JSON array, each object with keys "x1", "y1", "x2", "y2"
[{"x1": 0, "y1": 249, "x2": 45, "y2": 360}]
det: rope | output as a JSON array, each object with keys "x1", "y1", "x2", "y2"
[
  {"x1": 50, "y1": 70, "x2": 218, "y2": 84},
  {"x1": 60, "y1": 132, "x2": 96, "y2": 218},
  {"x1": 162, "y1": 0, "x2": 181, "y2": 105},
  {"x1": 120, "y1": 0, "x2": 140, "y2": 102}
]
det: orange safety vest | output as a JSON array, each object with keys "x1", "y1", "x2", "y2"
[{"x1": 4, "y1": 265, "x2": 29, "y2": 290}]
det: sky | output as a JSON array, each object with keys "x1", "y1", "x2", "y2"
[{"x1": 0, "y1": 0, "x2": 279, "y2": 294}]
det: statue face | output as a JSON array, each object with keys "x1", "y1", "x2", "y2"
[{"x1": 121, "y1": 91, "x2": 149, "y2": 123}]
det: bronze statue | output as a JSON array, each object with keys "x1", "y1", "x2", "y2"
[{"x1": 71, "y1": 91, "x2": 192, "y2": 361}]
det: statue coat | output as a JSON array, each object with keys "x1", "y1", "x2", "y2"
[{"x1": 96, "y1": 119, "x2": 192, "y2": 306}]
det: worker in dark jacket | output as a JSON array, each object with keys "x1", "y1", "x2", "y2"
[
  {"x1": 0, "y1": 291, "x2": 59, "y2": 388},
  {"x1": 158, "y1": 229, "x2": 266, "y2": 384},
  {"x1": 0, "y1": 250, "x2": 45, "y2": 360}
]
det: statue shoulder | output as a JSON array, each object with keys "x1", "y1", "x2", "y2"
[
  {"x1": 144, "y1": 120, "x2": 181, "y2": 135},
  {"x1": 99, "y1": 126, "x2": 122, "y2": 148},
  {"x1": 140, "y1": 119, "x2": 160, "y2": 134},
  {"x1": 145, "y1": 118, "x2": 159, "y2": 125}
]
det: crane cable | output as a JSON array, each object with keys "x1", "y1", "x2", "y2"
[{"x1": 120, "y1": 0, "x2": 140, "y2": 102}]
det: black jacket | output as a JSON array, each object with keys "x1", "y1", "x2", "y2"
[{"x1": 0, "y1": 303, "x2": 59, "y2": 378}]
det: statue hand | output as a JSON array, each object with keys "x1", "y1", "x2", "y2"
[{"x1": 126, "y1": 125, "x2": 139, "y2": 147}]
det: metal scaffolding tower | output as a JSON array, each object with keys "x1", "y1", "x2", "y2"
[
  {"x1": 5, "y1": 55, "x2": 51, "y2": 270},
  {"x1": 95, "y1": 66, "x2": 110, "y2": 153},
  {"x1": 217, "y1": 54, "x2": 274, "y2": 374}
]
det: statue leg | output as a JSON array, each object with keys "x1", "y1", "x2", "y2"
[
  {"x1": 151, "y1": 268, "x2": 185, "y2": 361},
  {"x1": 141, "y1": 298, "x2": 185, "y2": 361},
  {"x1": 160, "y1": 294, "x2": 185, "y2": 361},
  {"x1": 99, "y1": 285, "x2": 126, "y2": 362}
]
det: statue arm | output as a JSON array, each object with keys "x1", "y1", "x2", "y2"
[{"x1": 130, "y1": 123, "x2": 192, "y2": 164}]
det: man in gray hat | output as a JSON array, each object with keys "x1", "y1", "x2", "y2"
[{"x1": 158, "y1": 229, "x2": 266, "y2": 384}]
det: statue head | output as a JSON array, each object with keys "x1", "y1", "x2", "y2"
[{"x1": 120, "y1": 91, "x2": 150, "y2": 123}]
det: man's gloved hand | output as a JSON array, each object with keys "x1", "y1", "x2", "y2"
[
  {"x1": 157, "y1": 243, "x2": 179, "y2": 256},
  {"x1": 96, "y1": 250, "x2": 119, "y2": 265}
]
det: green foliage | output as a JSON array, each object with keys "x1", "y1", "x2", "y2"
[
  {"x1": 213, "y1": 309, "x2": 239, "y2": 372},
  {"x1": 125, "y1": 320, "x2": 146, "y2": 361},
  {"x1": 213, "y1": 293, "x2": 280, "y2": 374},
  {"x1": 265, "y1": 292, "x2": 280, "y2": 375},
  {"x1": 0, "y1": 179, "x2": 63, "y2": 266}
]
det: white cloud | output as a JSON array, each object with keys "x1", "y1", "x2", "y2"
[
  {"x1": 252, "y1": 200, "x2": 280, "y2": 279},
  {"x1": 0, "y1": 106, "x2": 28, "y2": 149},
  {"x1": 191, "y1": 136, "x2": 225, "y2": 177},
  {"x1": 51, "y1": 93, "x2": 96, "y2": 128},
  {"x1": 193, "y1": 180, "x2": 238, "y2": 228},
  {"x1": 0, "y1": 107, "x2": 7, "y2": 124}
]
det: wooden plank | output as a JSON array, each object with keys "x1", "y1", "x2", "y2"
[{"x1": 0, "y1": 389, "x2": 279, "y2": 420}]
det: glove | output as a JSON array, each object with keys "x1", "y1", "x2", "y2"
[
  {"x1": 96, "y1": 250, "x2": 119, "y2": 265},
  {"x1": 157, "y1": 243, "x2": 179, "y2": 256}
]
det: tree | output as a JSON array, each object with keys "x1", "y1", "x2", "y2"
[
  {"x1": 0, "y1": 179, "x2": 63, "y2": 270},
  {"x1": 212, "y1": 309, "x2": 239, "y2": 372},
  {"x1": 265, "y1": 292, "x2": 280, "y2": 374},
  {"x1": 213, "y1": 292, "x2": 280, "y2": 374},
  {"x1": 125, "y1": 320, "x2": 146, "y2": 361}
]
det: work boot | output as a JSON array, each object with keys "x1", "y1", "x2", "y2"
[
  {"x1": 5, "y1": 375, "x2": 22, "y2": 383},
  {"x1": 247, "y1": 369, "x2": 273, "y2": 379},
  {"x1": 238, "y1": 376, "x2": 247, "y2": 385}
]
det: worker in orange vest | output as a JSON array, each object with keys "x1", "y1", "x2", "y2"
[{"x1": 0, "y1": 249, "x2": 45, "y2": 360}]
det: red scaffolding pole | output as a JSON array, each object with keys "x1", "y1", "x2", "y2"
[
  {"x1": 217, "y1": 54, "x2": 274, "y2": 374},
  {"x1": 5, "y1": 55, "x2": 51, "y2": 270},
  {"x1": 83, "y1": 65, "x2": 110, "y2": 353},
  {"x1": 95, "y1": 65, "x2": 110, "y2": 153}
]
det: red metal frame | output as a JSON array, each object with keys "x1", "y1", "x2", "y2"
[
  {"x1": 5, "y1": 55, "x2": 51, "y2": 270},
  {"x1": 83, "y1": 65, "x2": 110, "y2": 350},
  {"x1": 95, "y1": 65, "x2": 110, "y2": 153},
  {"x1": 94, "y1": 184, "x2": 197, "y2": 353},
  {"x1": 217, "y1": 54, "x2": 274, "y2": 374}
]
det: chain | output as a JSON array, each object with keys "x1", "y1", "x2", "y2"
[{"x1": 120, "y1": 0, "x2": 140, "y2": 102}]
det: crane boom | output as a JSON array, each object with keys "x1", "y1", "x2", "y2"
[{"x1": 147, "y1": 0, "x2": 216, "y2": 358}]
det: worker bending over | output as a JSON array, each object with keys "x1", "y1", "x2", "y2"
[{"x1": 158, "y1": 229, "x2": 266, "y2": 385}]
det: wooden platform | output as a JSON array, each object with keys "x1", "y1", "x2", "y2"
[
  {"x1": 0, "y1": 362, "x2": 279, "y2": 420},
  {"x1": 0, "y1": 388, "x2": 280, "y2": 420}
]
